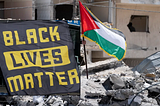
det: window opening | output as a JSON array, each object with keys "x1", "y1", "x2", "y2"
[
  {"x1": 128, "y1": 15, "x2": 149, "y2": 32},
  {"x1": 55, "y1": 4, "x2": 73, "y2": 20}
]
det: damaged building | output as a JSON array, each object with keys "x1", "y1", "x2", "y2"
[
  {"x1": 1, "y1": 0, "x2": 160, "y2": 66},
  {"x1": 82, "y1": 0, "x2": 160, "y2": 69}
]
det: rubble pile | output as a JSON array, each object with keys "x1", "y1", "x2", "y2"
[
  {"x1": 2, "y1": 58, "x2": 160, "y2": 106},
  {"x1": 80, "y1": 58, "x2": 160, "y2": 106}
]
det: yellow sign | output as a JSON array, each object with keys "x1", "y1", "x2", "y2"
[
  {"x1": 7, "y1": 69, "x2": 80, "y2": 92},
  {"x1": 4, "y1": 46, "x2": 70, "y2": 70}
]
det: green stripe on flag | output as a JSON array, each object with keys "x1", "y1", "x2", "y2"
[{"x1": 84, "y1": 30, "x2": 125, "y2": 60}]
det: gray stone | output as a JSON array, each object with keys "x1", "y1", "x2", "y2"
[
  {"x1": 109, "y1": 102, "x2": 121, "y2": 106},
  {"x1": 85, "y1": 91, "x2": 103, "y2": 97},
  {"x1": 79, "y1": 100, "x2": 94, "y2": 106},
  {"x1": 102, "y1": 74, "x2": 126, "y2": 91},
  {"x1": 106, "y1": 89, "x2": 135, "y2": 100},
  {"x1": 110, "y1": 74, "x2": 126, "y2": 89},
  {"x1": 109, "y1": 100, "x2": 128, "y2": 106},
  {"x1": 141, "y1": 102, "x2": 159, "y2": 106},
  {"x1": 70, "y1": 96, "x2": 80, "y2": 105},
  {"x1": 128, "y1": 95, "x2": 142, "y2": 106}
]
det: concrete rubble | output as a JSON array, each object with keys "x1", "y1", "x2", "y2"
[{"x1": 1, "y1": 58, "x2": 160, "y2": 106}]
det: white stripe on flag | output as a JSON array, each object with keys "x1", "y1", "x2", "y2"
[{"x1": 94, "y1": 21, "x2": 126, "y2": 50}]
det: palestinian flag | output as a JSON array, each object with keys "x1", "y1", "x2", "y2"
[{"x1": 79, "y1": 1, "x2": 126, "y2": 61}]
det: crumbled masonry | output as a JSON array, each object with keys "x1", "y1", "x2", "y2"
[{"x1": 1, "y1": 58, "x2": 160, "y2": 106}]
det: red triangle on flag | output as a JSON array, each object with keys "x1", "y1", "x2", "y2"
[{"x1": 79, "y1": 1, "x2": 99, "y2": 34}]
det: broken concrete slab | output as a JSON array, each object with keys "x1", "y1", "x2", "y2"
[
  {"x1": 106, "y1": 89, "x2": 135, "y2": 100},
  {"x1": 85, "y1": 91, "x2": 103, "y2": 97},
  {"x1": 102, "y1": 74, "x2": 126, "y2": 90},
  {"x1": 78, "y1": 100, "x2": 94, "y2": 106},
  {"x1": 81, "y1": 58, "x2": 124, "y2": 75},
  {"x1": 109, "y1": 74, "x2": 126, "y2": 90}
]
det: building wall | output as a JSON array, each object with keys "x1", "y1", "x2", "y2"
[
  {"x1": 120, "y1": 0, "x2": 160, "y2": 4},
  {"x1": 4, "y1": 0, "x2": 33, "y2": 20},
  {"x1": 86, "y1": 2, "x2": 109, "y2": 22},
  {"x1": 36, "y1": 0, "x2": 53, "y2": 20},
  {"x1": 116, "y1": 3, "x2": 160, "y2": 59},
  {"x1": 85, "y1": 1, "x2": 160, "y2": 65}
]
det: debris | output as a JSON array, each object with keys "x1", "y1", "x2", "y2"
[
  {"x1": 33, "y1": 96, "x2": 44, "y2": 105},
  {"x1": 106, "y1": 89, "x2": 135, "y2": 100},
  {"x1": 85, "y1": 91, "x2": 103, "y2": 97},
  {"x1": 80, "y1": 58, "x2": 123, "y2": 75},
  {"x1": 128, "y1": 95, "x2": 142, "y2": 106},
  {"x1": 109, "y1": 74, "x2": 126, "y2": 90}
]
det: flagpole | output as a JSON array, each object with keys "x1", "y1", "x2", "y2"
[
  {"x1": 82, "y1": 37, "x2": 89, "y2": 79},
  {"x1": 79, "y1": 1, "x2": 89, "y2": 79}
]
